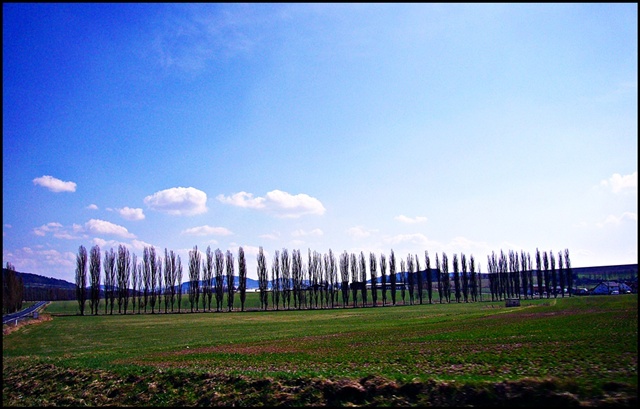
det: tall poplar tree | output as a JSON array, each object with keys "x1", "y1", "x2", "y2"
[
  {"x1": 75, "y1": 245, "x2": 88, "y2": 315},
  {"x1": 89, "y1": 245, "x2": 101, "y2": 315}
]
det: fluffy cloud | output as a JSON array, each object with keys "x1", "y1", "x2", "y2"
[
  {"x1": 600, "y1": 171, "x2": 637, "y2": 194},
  {"x1": 32, "y1": 175, "x2": 76, "y2": 193},
  {"x1": 86, "y1": 204, "x2": 99, "y2": 210},
  {"x1": 117, "y1": 207, "x2": 145, "y2": 221},
  {"x1": 395, "y1": 215, "x2": 428, "y2": 224},
  {"x1": 217, "y1": 189, "x2": 325, "y2": 218},
  {"x1": 181, "y1": 225, "x2": 233, "y2": 236},
  {"x1": 144, "y1": 187, "x2": 208, "y2": 216},
  {"x1": 33, "y1": 222, "x2": 83, "y2": 240},
  {"x1": 216, "y1": 191, "x2": 265, "y2": 208},
  {"x1": 85, "y1": 219, "x2": 136, "y2": 239}
]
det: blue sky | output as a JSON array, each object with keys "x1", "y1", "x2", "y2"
[{"x1": 3, "y1": 3, "x2": 637, "y2": 283}]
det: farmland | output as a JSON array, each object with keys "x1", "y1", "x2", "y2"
[{"x1": 3, "y1": 294, "x2": 637, "y2": 406}]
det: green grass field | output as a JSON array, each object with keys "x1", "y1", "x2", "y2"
[{"x1": 3, "y1": 294, "x2": 637, "y2": 406}]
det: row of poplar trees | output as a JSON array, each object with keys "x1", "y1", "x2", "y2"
[
  {"x1": 75, "y1": 244, "x2": 249, "y2": 315},
  {"x1": 76, "y1": 243, "x2": 573, "y2": 315}
]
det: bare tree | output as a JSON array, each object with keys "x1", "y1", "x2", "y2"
[
  {"x1": 323, "y1": 253, "x2": 330, "y2": 308},
  {"x1": 564, "y1": 249, "x2": 573, "y2": 296},
  {"x1": 164, "y1": 249, "x2": 176, "y2": 313},
  {"x1": 202, "y1": 246, "x2": 214, "y2": 312},
  {"x1": 329, "y1": 249, "x2": 337, "y2": 308},
  {"x1": 89, "y1": 245, "x2": 101, "y2": 315},
  {"x1": 142, "y1": 247, "x2": 150, "y2": 313},
  {"x1": 104, "y1": 248, "x2": 116, "y2": 315},
  {"x1": 425, "y1": 251, "x2": 433, "y2": 304},
  {"x1": 535, "y1": 248, "x2": 543, "y2": 299},
  {"x1": 519, "y1": 250, "x2": 529, "y2": 299},
  {"x1": 511, "y1": 250, "x2": 521, "y2": 299},
  {"x1": 75, "y1": 245, "x2": 88, "y2": 315},
  {"x1": 226, "y1": 250, "x2": 235, "y2": 311},
  {"x1": 156, "y1": 251, "x2": 163, "y2": 314},
  {"x1": 312, "y1": 251, "x2": 322, "y2": 309},
  {"x1": 543, "y1": 251, "x2": 550, "y2": 299},
  {"x1": 390, "y1": 250, "x2": 397, "y2": 306},
  {"x1": 435, "y1": 253, "x2": 443, "y2": 303},
  {"x1": 550, "y1": 250, "x2": 557, "y2": 298},
  {"x1": 215, "y1": 249, "x2": 225, "y2": 312},
  {"x1": 461, "y1": 253, "x2": 469, "y2": 303},
  {"x1": 407, "y1": 254, "x2": 415, "y2": 305},
  {"x1": 238, "y1": 246, "x2": 247, "y2": 311},
  {"x1": 257, "y1": 246, "x2": 269, "y2": 310},
  {"x1": 350, "y1": 253, "x2": 358, "y2": 307},
  {"x1": 452, "y1": 254, "x2": 460, "y2": 303},
  {"x1": 359, "y1": 252, "x2": 367, "y2": 307},
  {"x1": 340, "y1": 251, "x2": 349, "y2": 308},
  {"x1": 131, "y1": 253, "x2": 138, "y2": 314},
  {"x1": 271, "y1": 250, "x2": 280, "y2": 310},
  {"x1": 281, "y1": 248, "x2": 291, "y2": 310},
  {"x1": 558, "y1": 250, "x2": 565, "y2": 298},
  {"x1": 292, "y1": 249, "x2": 302, "y2": 309},
  {"x1": 416, "y1": 254, "x2": 423, "y2": 304},
  {"x1": 176, "y1": 255, "x2": 183, "y2": 313},
  {"x1": 441, "y1": 253, "x2": 450, "y2": 303},
  {"x1": 149, "y1": 247, "x2": 159, "y2": 313},
  {"x1": 116, "y1": 245, "x2": 130, "y2": 314},
  {"x1": 400, "y1": 258, "x2": 406, "y2": 304},
  {"x1": 369, "y1": 252, "x2": 378, "y2": 307},
  {"x1": 467, "y1": 254, "x2": 475, "y2": 302},
  {"x1": 188, "y1": 246, "x2": 201, "y2": 312},
  {"x1": 380, "y1": 254, "x2": 387, "y2": 306}
]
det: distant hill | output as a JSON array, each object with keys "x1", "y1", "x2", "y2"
[
  {"x1": 4, "y1": 269, "x2": 76, "y2": 290},
  {"x1": 4, "y1": 268, "x2": 76, "y2": 301}
]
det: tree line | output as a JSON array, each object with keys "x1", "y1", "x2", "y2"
[
  {"x1": 3, "y1": 262, "x2": 24, "y2": 314},
  {"x1": 72, "y1": 244, "x2": 573, "y2": 315}
]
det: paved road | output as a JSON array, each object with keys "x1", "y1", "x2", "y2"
[{"x1": 2, "y1": 301, "x2": 48, "y2": 325}]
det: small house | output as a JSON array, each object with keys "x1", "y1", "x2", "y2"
[{"x1": 591, "y1": 281, "x2": 631, "y2": 295}]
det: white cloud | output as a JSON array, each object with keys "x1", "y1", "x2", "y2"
[
  {"x1": 218, "y1": 189, "x2": 325, "y2": 218},
  {"x1": 33, "y1": 222, "x2": 83, "y2": 240},
  {"x1": 395, "y1": 215, "x2": 428, "y2": 224},
  {"x1": 32, "y1": 175, "x2": 76, "y2": 193},
  {"x1": 130, "y1": 239, "x2": 155, "y2": 252},
  {"x1": 144, "y1": 187, "x2": 208, "y2": 216},
  {"x1": 181, "y1": 225, "x2": 233, "y2": 236},
  {"x1": 600, "y1": 171, "x2": 637, "y2": 194},
  {"x1": 85, "y1": 219, "x2": 136, "y2": 239},
  {"x1": 2, "y1": 246, "x2": 76, "y2": 280},
  {"x1": 86, "y1": 204, "x2": 99, "y2": 210},
  {"x1": 347, "y1": 226, "x2": 375, "y2": 239},
  {"x1": 596, "y1": 212, "x2": 637, "y2": 228},
  {"x1": 291, "y1": 228, "x2": 323, "y2": 237},
  {"x1": 117, "y1": 207, "x2": 145, "y2": 221},
  {"x1": 33, "y1": 222, "x2": 63, "y2": 237},
  {"x1": 216, "y1": 191, "x2": 265, "y2": 208}
]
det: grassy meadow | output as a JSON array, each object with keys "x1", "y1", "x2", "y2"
[{"x1": 3, "y1": 294, "x2": 637, "y2": 406}]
